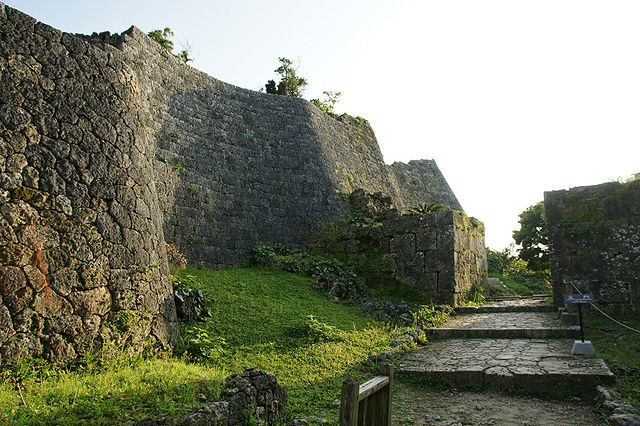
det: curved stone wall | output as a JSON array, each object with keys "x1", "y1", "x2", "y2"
[
  {"x1": 117, "y1": 26, "x2": 404, "y2": 267},
  {"x1": 0, "y1": 3, "x2": 467, "y2": 363},
  {"x1": 0, "y1": 3, "x2": 177, "y2": 364}
]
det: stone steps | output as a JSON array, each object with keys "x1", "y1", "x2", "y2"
[
  {"x1": 454, "y1": 297, "x2": 555, "y2": 314},
  {"x1": 399, "y1": 338, "x2": 614, "y2": 397},
  {"x1": 425, "y1": 326, "x2": 580, "y2": 339},
  {"x1": 399, "y1": 298, "x2": 615, "y2": 397},
  {"x1": 428, "y1": 310, "x2": 579, "y2": 339}
]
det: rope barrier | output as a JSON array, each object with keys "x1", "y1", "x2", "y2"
[{"x1": 568, "y1": 282, "x2": 640, "y2": 334}]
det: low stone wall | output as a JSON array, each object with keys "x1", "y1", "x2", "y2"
[
  {"x1": 313, "y1": 210, "x2": 487, "y2": 305},
  {"x1": 544, "y1": 179, "x2": 640, "y2": 309}
]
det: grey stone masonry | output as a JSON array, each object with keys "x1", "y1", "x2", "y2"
[
  {"x1": 119, "y1": 26, "x2": 409, "y2": 268},
  {"x1": 313, "y1": 209, "x2": 487, "y2": 305},
  {"x1": 0, "y1": 3, "x2": 472, "y2": 364},
  {"x1": 401, "y1": 338, "x2": 614, "y2": 396},
  {"x1": 392, "y1": 159, "x2": 462, "y2": 211},
  {"x1": 544, "y1": 179, "x2": 640, "y2": 309},
  {"x1": 0, "y1": 3, "x2": 178, "y2": 364}
]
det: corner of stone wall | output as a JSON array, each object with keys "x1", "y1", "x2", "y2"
[
  {"x1": 391, "y1": 159, "x2": 463, "y2": 212},
  {"x1": 312, "y1": 192, "x2": 487, "y2": 305}
]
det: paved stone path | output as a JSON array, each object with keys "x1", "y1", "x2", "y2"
[
  {"x1": 399, "y1": 297, "x2": 615, "y2": 397},
  {"x1": 425, "y1": 311, "x2": 580, "y2": 338}
]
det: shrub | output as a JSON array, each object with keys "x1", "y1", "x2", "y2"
[
  {"x1": 412, "y1": 304, "x2": 451, "y2": 328},
  {"x1": 408, "y1": 203, "x2": 446, "y2": 215},
  {"x1": 251, "y1": 245, "x2": 367, "y2": 303},
  {"x1": 179, "y1": 326, "x2": 226, "y2": 361}
]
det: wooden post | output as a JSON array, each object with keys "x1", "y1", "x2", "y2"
[
  {"x1": 340, "y1": 380, "x2": 359, "y2": 426},
  {"x1": 380, "y1": 363, "x2": 394, "y2": 425}
]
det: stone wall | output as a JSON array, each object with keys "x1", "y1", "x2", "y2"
[
  {"x1": 0, "y1": 3, "x2": 178, "y2": 364},
  {"x1": 544, "y1": 179, "x2": 640, "y2": 309},
  {"x1": 313, "y1": 209, "x2": 487, "y2": 305},
  {"x1": 0, "y1": 3, "x2": 470, "y2": 363},
  {"x1": 392, "y1": 159, "x2": 462, "y2": 211},
  {"x1": 113, "y1": 26, "x2": 406, "y2": 268}
]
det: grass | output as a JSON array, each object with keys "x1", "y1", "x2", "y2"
[
  {"x1": 178, "y1": 267, "x2": 396, "y2": 418},
  {"x1": 1, "y1": 267, "x2": 397, "y2": 424},
  {"x1": 489, "y1": 272, "x2": 551, "y2": 296},
  {"x1": 0, "y1": 357, "x2": 225, "y2": 425},
  {"x1": 583, "y1": 306, "x2": 640, "y2": 410}
]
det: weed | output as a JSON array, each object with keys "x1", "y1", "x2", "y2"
[
  {"x1": 408, "y1": 203, "x2": 446, "y2": 214},
  {"x1": 179, "y1": 326, "x2": 226, "y2": 361},
  {"x1": 166, "y1": 242, "x2": 187, "y2": 281},
  {"x1": 584, "y1": 307, "x2": 640, "y2": 410},
  {"x1": 412, "y1": 305, "x2": 451, "y2": 328}
]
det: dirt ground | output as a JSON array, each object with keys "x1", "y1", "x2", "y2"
[{"x1": 392, "y1": 381, "x2": 603, "y2": 425}]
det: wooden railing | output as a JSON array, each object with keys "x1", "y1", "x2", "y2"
[{"x1": 339, "y1": 363, "x2": 393, "y2": 426}]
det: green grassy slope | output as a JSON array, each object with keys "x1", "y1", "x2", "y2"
[
  {"x1": 179, "y1": 267, "x2": 396, "y2": 416},
  {"x1": 1, "y1": 267, "x2": 396, "y2": 424}
]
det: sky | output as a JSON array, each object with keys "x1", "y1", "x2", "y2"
[{"x1": 6, "y1": 0, "x2": 640, "y2": 249}]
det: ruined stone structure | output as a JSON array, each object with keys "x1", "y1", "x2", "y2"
[
  {"x1": 544, "y1": 179, "x2": 640, "y2": 309},
  {"x1": 311, "y1": 191, "x2": 487, "y2": 305},
  {"x1": 0, "y1": 3, "x2": 476, "y2": 363}
]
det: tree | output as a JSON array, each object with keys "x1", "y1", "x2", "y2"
[
  {"x1": 513, "y1": 201, "x2": 549, "y2": 271},
  {"x1": 148, "y1": 27, "x2": 192, "y2": 64},
  {"x1": 264, "y1": 57, "x2": 307, "y2": 97},
  {"x1": 311, "y1": 91, "x2": 342, "y2": 117}
]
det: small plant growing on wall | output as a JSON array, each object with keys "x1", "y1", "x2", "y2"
[
  {"x1": 408, "y1": 203, "x2": 446, "y2": 214},
  {"x1": 311, "y1": 91, "x2": 342, "y2": 118},
  {"x1": 147, "y1": 27, "x2": 192, "y2": 64}
]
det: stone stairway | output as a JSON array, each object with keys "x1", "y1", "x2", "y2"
[{"x1": 399, "y1": 297, "x2": 615, "y2": 397}]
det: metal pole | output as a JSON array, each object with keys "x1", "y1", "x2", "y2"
[{"x1": 578, "y1": 303, "x2": 585, "y2": 342}]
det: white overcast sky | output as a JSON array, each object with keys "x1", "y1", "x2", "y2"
[{"x1": 6, "y1": 0, "x2": 640, "y2": 249}]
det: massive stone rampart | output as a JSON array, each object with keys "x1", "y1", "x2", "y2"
[
  {"x1": 0, "y1": 3, "x2": 177, "y2": 364},
  {"x1": 544, "y1": 179, "x2": 640, "y2": 309},
  {"x1": 116, "y1": 26, "x2": 407, "y2": 267},
  {"x1": 0, "y1": 3, "x2": 466, "y2": 363}
]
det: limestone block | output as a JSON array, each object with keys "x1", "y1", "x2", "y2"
[{"x1": 0, "y1": 265, "x2": 27, "y2": 295}]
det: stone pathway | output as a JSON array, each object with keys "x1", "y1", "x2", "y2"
[{"x1": 399, "y1": 297, "x2": 615, "y2": 397}]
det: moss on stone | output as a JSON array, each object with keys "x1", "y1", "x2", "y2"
[
  {"x1": 108, "y1": 310, "x2": 153, "y2": 333},
  {"x1": 13, "y1": 186, "x2": 43, "y2": 202}
]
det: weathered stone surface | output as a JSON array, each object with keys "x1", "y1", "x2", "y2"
[
  {"x1": 392, "y1": 159, "x2": 462, "y2": 211},
  {"x1": 315, "y1": 195, "x2": 486, "y2": 304},
  {"x1": 1, "y1": 3, "x2": 469, "y2": 364},
  {"x1": 545, "y1": 180, "x2": 640, "y2": 309},
  {"x1": 221, "y1": 368, "x2": 288, "y2": 425},
  {"x1": 401, "y1": 338, "x2": 614, "y2": 396},
  {"x1": 400, "y1": 299, "x2": 615, "y2": 398},
  {"x1": 0, "y1": 3, "x2": 178, "y2": 363}
]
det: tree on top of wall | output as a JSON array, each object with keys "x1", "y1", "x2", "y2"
[
  {"x1": 148, "y1": 27, "x2": 192, "y2": 64},
  {"x1": 513, "y1": 201, "x2": 549, "y2": 271},
  {"x1": 264, "y1": 57, "x2": 308, "y2": 97},
  {"x1": 263, "y1": 57, "x2": 343, "y2": 117}
]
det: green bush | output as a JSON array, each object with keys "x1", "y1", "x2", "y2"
[
  {"x1": 250, "y1": 245, "x2": 366, "y2": 302},
  {"x1": 412, "y1": 305, "x2": 451, "y2": 328},
  {"x1": 179, "y1": 326, "x2": 226, "y2": 361}
]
